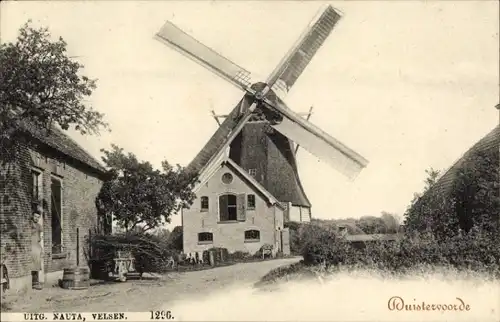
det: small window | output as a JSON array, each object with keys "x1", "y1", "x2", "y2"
[
  {"x1": 198, "y1": 232, "x2": 213, "y2": 244},
  {"x1": 200, "y1": 196, "x2": 209, "y2": 211},
  {"x1": 248, "y1": 169, "x2": 257, "y2": 177},
  {"x1": 244, "y1": 230, "x2": 260, "y2": 242},
  {"x1": 31, "y1": 170, "x2": 42, "y2": 202},
  {"x1": 247, "y1": 194, "x2": 256, "y2": 209},
  {"x1": 221, "y1": 172, "x2": 233, "y2": 184}
]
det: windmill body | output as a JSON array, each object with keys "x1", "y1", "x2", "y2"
[
  {"x1": 156, "y1": 5, "x2": 368, "y2": 255},
  {"x1": 227, "y1": 83, "x2": 312, "y2": 216}
]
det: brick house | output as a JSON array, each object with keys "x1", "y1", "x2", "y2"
[
  {"x1": 182, "y1": 157, "x2": 290, "y2": 256},
  {"x1": 0, "y1": 121, "x2": 109, "y2": 291}
]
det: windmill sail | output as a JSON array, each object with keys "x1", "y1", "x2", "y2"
[
  {"x1": 267, "y1": 5, "x2": 342, "y2": 93},
  {"x1": 155, "y1": 21, "x2": 253, "y2": 91},
  {"x1": 269, "y1": 100, "x2": 368, "y2": 180}
]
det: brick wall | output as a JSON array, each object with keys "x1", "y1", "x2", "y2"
[
  {"x1": 182, "y1": 164, "x2": 282, "y2": 255},
  {"x1": 0, "y1": 139, "x2": 104, "y2": 281}
]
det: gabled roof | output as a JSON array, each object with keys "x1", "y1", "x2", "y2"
[
  {"x1": 18, "y1": 120, "x2": 108, "y2": 175},
  {"x1": 193, "y1": 155, "x2": 285, "y2": 210}
]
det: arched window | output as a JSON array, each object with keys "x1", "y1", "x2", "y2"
[
  {"x1": 198, "y1": 232, "x2": 213, "y2": 244},
  {"x1": 219, "y1": 194, "x2": 237, "y2": 221},
  {"x1": 244, "y1": 230, "x2": 260, "y2": 242},
  {"x1": 200, "y1": 196, "x2": 209, "y2": 211}
]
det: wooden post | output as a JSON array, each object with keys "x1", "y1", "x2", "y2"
[
  {"x1": 76, "y1": 228, "x2": 80, "y2": 266},
  {"x1": 295, "y1": 106, "x2": 314, "y2": 155},
  {"x1": 211, "y1": 110, "x2": 221, "y2": 126}
]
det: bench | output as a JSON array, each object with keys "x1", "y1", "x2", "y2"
[{"x1": 261, "y1": 244, "x2": 274, "y2": 259}]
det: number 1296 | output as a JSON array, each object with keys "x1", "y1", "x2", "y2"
[{"x1": 150, "y1": 310, "x2": 173, "y2": 320}]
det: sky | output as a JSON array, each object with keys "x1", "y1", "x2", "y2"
[{"x1": 2, "y1": 1, "x2": 499, "y2": 229}]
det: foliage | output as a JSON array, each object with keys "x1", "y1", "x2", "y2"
[
  {"x1": 295, "y1": 224, "x2": 500, "y2": 278},
  {"x1": 227, "y1": 251, "x2": 253, "y2": 262},
  {"x1": 356, "y1": 216, "x2": 387, "y2": 234},
  {"x1": 168, "y1": 226, "x2": 183, "y2": 251},
  {"x1": 96, "y1": 144, "x2": 197, "y2": 231},
  {"x1": 151, "y1": 227, "x2": 171, "y2": 241},
  {"x1": 285, "y1": 213, "x2": 401, "y2": 256},
  {"x1": 256, "y1": 261, "x2": 312, "y2": 288},
  {"x1": 0, "y1": 21, "x2": 107, "y2": 140}
]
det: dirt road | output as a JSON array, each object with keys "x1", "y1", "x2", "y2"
[{"x1": 6, "y1": 257, "x2": 299, "y2": 312}]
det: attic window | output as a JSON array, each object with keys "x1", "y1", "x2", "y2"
[
  {"x1": 221, "y1": 172, "x2": 233, "y2": 184},
  {"x1": 200, "y1": 196, "x2": 209, "y2": 211},
  {"x1": 248, "y1": 169, "x2": 257, "y2": 177}
]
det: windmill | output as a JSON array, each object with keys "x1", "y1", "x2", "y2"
[{"x1": 155, "y1": 4, "x2": 369, "y2": 219}]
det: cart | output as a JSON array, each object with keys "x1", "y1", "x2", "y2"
[{"x1": 108, "y1": 250, "x2": 136, "y2": 282}]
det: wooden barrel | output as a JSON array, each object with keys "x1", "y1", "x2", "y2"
[{"x1": 61, "y1": 267, "x2": 90, "y2": 290}]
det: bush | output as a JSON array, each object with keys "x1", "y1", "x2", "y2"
[
  {"x1": 228, "y1": 251, "x2": 252, "y2": 262},
  {"x1": 299, "y1": 224, "x2": 500, "y2": 277},
  {"x1": 284, "y1": 221, "x2": 303, "y2": 255},
  {"x1": 207, "y1": 247, "x2": 229, "y2": 263},
  {"x1": 256, "y1": 261, "x2": 310, "y2": 287}
]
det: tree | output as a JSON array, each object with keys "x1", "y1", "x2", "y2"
[
  {"x1": 167, "y1": 226, "x2": 183, "y2": 251},
  {"x1": 403, "y1": 167, "x2": 446, "y2": 233},
  {"x1": 380, "y1": 212, "x2": 401, "y2": 233},
  {"x1": 96, "y1": 144, "x2": 197, "y2": 232},
  {"x1": 0, "y1": 21, "x2": 108, "y2": 142},
  {"x1": 356, "y1": 216, "x2": 387, "y2": 234}
]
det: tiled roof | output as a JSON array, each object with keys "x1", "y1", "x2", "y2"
[{"x1": 19, "y1": 120, "x2": 107, "y2": 175}]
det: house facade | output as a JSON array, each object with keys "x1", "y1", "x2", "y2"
[
  {"x1": 182, "y1": 158, "x2": 290, "y2": 256},
  {"x1": 0, "y1": 122, "x2": 109, "y2": 291}
]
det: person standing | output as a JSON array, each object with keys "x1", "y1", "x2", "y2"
[{"x1": 31, "y1": 206, "x2": 43, "y2": 290}]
